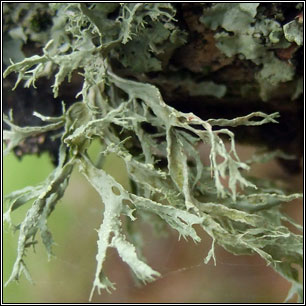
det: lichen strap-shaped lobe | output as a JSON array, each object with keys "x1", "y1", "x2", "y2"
[
  {"x1": 3, "y1": 3, "x2": 303, "y2": 303},
  {"x1": 78, "y1": 157, "x2": 203, "y2": 300}
]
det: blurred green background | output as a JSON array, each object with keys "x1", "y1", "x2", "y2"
[{"x1": 3, "y1": 144, "x2": 302, "y2": 303}]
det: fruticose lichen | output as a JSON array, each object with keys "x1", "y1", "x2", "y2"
[{"x1": 3, "y1": 3, "x2": 303, "y2": 302}]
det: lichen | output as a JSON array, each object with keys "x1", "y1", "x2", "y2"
[
  {"x1": 200, "y1": 3, "x2": 302, "y2": 101},
  {"x1": 3, "y1": 3, "x2": 303, "y2": 302}
]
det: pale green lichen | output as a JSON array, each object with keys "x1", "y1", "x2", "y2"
[
  {"x1": 283, "y1": 19, "x2": 303, "y2": 46},
  {"x1": 200, "y1": 3, "x2": 301, "y2": 101},
  {"x1": 3, "y1": 3, "x2": 303, "y2": 302}
]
